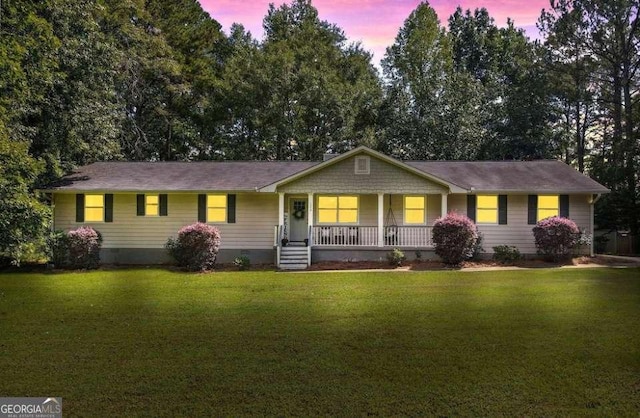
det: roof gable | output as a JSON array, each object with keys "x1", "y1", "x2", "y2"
[
  {"x1": 276, "y1": 152, "x2": 450, "y2": 194},
  {"x1": 259, "y1": 146, "x2": 466, "y2": 193}
]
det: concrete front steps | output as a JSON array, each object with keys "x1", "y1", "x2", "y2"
[{"x1": 279, "y1": 243, "x2": 309, "y2": 270}]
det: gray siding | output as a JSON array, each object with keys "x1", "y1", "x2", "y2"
[
  {"x1": 448, "y1": 193, "x2": 592, "y2": 254},
  {"x1": 53, "y1": 190, "x2": 593, "y2": 261},
  {"x1": 99, "y1": 248, "x2": 275, "y2": 265},
  {"x1": 54, "y1": 193, "x2": 278, "y2": 249},
  {"x1": 279, "y1": 154, "x2": 448, "y2": 194},
  {"x1": 312, "y1": 248, "x2": 439, "y2": 262}
]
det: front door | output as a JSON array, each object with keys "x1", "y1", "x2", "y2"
[{"x1": 289, "y1": 198, "x2": 308, "y2": 242}]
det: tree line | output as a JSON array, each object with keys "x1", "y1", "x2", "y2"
[{"x1": 0, "y1": 0, "x2": 638, "y2": 260}]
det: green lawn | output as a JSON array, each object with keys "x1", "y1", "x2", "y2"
[{"x1": 1, "y1": 268, "x2": 639, "y2": 416}]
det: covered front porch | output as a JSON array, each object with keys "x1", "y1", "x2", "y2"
[{"x1": 274, "y1": 192, "x2": 449, "y2": 266}]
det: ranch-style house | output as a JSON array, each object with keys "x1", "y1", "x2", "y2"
[{"x1": 43, "y1": 146, "x2": 609, "y2": 269}]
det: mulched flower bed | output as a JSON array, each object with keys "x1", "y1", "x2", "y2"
[
  {"x1": 306, "y1": 255, "x2": 640, "y2": 271},
  {"x1": 4, "y1": 255, "x2": 637, "y2": 274}
]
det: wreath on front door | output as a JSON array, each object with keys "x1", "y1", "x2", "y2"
[{"x1": 293, "y1": 209, "x2": 305, "y2": 220}]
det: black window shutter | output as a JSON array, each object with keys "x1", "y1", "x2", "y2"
[
  {"x1": 528, "y1": 195, "x2": 538, "y2": 225},
  {"x1": 467, "y1": 195, "x2": 476, "y2": 222},
  {"x1": 76, "y1": 194, "x2": 85, "y2": 222},
  {"x1": 136, "y1": 194, "x2": 145, "y2": 216},
  {"x1": 159, "y1": 194, "x2": 168, "y2": 216},
  {"x1": 105, "y1": 194, "x2": 114, "y2": 223},
  {"x1": 198, "y1": 194, "x2": 206, "y2": 222},
  {"x1": 227, "y1": 194, "x2": 236, "y2": 223},
  {"x1": 559, "y1": 195, "x2": 569, "y2": 218},
  {"x1": 498, "y1": 195, "x2": 508, "y2": 225}
]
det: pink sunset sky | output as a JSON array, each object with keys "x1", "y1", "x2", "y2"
[{"x1": 198, "y1": 0, "x2": 549, "y2": 65}]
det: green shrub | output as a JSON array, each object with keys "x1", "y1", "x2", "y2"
[
  {"x1": 387, "y1": 248, "x2": 405, "y2": 266},
  {"x1": 492, "y1": 245, "x2": 521, "y2": 264},
  {"x1": 48, "y1": 230, "x2": 70, "y2": 267},
  {"x1": 19, "y1": 239, "x2": 49, "y2": 264},
  {"x1": 470, "y1": 232, "x2": 484, "y2": 260},
  {"x1": 234, "y1": 255, "x2": 251, "y2": 271}
]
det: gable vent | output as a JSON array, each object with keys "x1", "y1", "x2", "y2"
[{"x1": 355, "y1": 156, "x2": 370, "y2": 175}]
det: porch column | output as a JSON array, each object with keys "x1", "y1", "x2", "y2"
[
  {"x1": 589, "y1": 196, "x2": 595, "y2": 257},
  {"x1": 278, "y1": 192, "x2": 285, "y2": 227},
  {"x1": 307, "y1": 192, "x2": 314, "y2": 240},
  {"x1": 277, "y1": 192, "x2": 285, "y2": 267},
  {"x1": 378, "y1": 193, "x2": 384, "y2": 247},
  {"x1": 441, "y1": 193, "x2": 448, "y2": 218}
]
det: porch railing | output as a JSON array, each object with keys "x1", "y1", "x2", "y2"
[
  {"x1": 311, "y1": 225, "x2": 433, "y2": 247},
  {"x1": 312, "y1": 226, "x2": 378, "y2": 246},
  {"x1": 384, "y1": 226, "x2": 432, "y2": 247}
]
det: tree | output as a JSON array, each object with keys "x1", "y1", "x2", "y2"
[
  {"x1": 539, "y1": 2, "x2": 598, "y2": 172},
  {"x1": 487, "y1": 22, "x2": 554, "y2": 160},
  {"x1": 381, "y1": 3, "x2": 554, "y2": 161},
  {"x1": 35, "y1": 0, "x2": 123, "y2": 180},
  {"x1": 103, "y1": 0, "x2": 193, "y2": 161},
  {"x1": 0, "y1": 129, "x2": 50, "y2": 263},
  {"x1": 539, "y1": 0, "x2": 640, "y2": 234},
  {"x1": 380, "y1": 2, "x2": 462, "y2": 159},
  {"x1": 145, "y1": 0, "x2": 231, "y2": 159},
  {"x1": 221, "y1": 0, "x2": 382, "y2": 160},
  {"x1": 0, "y1": 0, "x2": 61, "y2": 147},
  {"x1": 448, "y1": 8, "x2": 555, "y2": 160}
]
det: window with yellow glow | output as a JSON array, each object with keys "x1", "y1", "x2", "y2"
[
  {"x1": 404, "y1": 195, "x2": 425, "y2": 224},
  {"x1": 477, "y1": 195, "x2": 498, "y2": 223},
  {"x1": 145, "y1": 194, "x2": 159, "y2": 216},
  {"x1": 318, "y1": 195, "x2": 358, "y2": 224},
  {"x1": 537, "y1": 195, "x2": 559, "y2": 221},
  {"x1": 85, "y1": 194, "x2": 104, "y2": 222},
  {"x1": 207, "y1": 194, "x2": 227, "y2": 222}
]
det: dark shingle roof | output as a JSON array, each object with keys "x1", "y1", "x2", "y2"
[
  {"x1": 406, "y1": 160, "x2": 609, "y2": 193},
  {"x1": 46, "y1": 161, "x2": 319, "y2": 191},
  {"x1": 45, "y1": 158, "x2": 608, "y2": 193}
]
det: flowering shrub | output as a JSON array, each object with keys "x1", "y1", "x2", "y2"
[
  {"x1": 166, "y1": 223, "x2": 221, "y2": 271},
  {"x1": 576, "y1": 231, "x2": 592, "y2": 246},
  {"x1": 432, "y1": 212, "x2": 478, "y2": 265},
  {"x1": 532, "y1": 216, "x2": 579, "y2": 261},
  {"x1": 65, "y1": 227, "x2": 103, "y2": 269}
]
